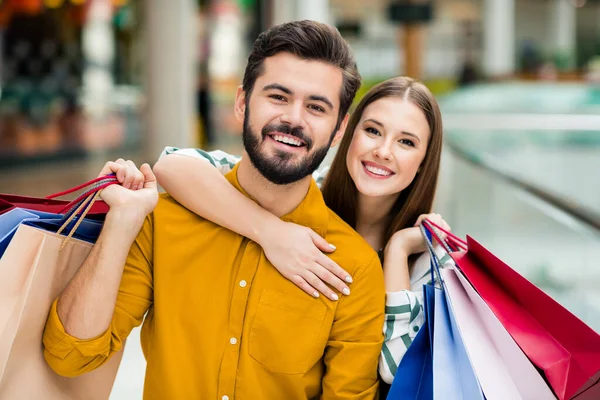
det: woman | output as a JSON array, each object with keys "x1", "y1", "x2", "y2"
[{"x1": 153, "y1": 76, "x2": 450, "y2": 387}]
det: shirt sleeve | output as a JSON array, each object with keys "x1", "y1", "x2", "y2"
[
  {"x1": 378, "y1": 289, "x2": 425, "y2": 384},
  {"x1": 321, "y1": 253, "x2": 385, "y2": 399},
  {"x1": 159, "y1": 147, "x2": 241, "y2": 175},
  {"x1": 42, "y1": 215, "x2": 155, "y2": 377},
  {"x1": 378, "y1": 244, "x2": 453, "y2": 384}
]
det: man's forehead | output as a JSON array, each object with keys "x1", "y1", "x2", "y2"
[{"x1": 258, "y1": 53, "x2": 343, "y2": 105}]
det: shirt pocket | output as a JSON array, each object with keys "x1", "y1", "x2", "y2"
[{"x1": 249, "y1": 289, "x2": 327, "y2": 375}]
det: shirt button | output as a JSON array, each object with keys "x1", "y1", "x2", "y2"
[
  {"x1": 230, "y1": 337, "x2": 237, "y2": 345},
  {"x1": 222, "y1": 396, "x2": 229, "y2": 400},
  {"x1": 239, "y1": 280, "x2": 247, "y2": 288}
]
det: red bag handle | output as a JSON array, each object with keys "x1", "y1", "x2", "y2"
[
  {"x1": 45, "y1": 174, "x2": 117, "y2": 199},
  {"x1": 424, "y1": 219, "x2": 467, "y2": 250}
]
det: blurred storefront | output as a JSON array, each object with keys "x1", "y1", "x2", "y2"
[
  {"x1": 1, "y1": 0, "x2": 599, "y2": 167},
  {"x1": 0, "y1": 0, "x2": 144, "y2": 167}
]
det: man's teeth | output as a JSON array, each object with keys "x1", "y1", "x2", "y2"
[
  {"x1": 365, "y1": 164, "x2": 392, "y2": 176},
  {"x1": 273, "y1": 135, "x2": 302, "y2": 146}
]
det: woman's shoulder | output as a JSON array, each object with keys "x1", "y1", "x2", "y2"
[{"x1": 160, "y1": 147, "x2": 241, "y2": 174}]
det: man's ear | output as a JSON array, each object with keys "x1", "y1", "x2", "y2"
[
  {"x1": 234, "y1": 85, "x2": 246, "y2": 124},
  {"x1": 330, "y1": 113, "x2": 350, "y2": 148}
]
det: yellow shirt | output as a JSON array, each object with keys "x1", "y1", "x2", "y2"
[{"x1": 43, "y1": 164, "x2": 385, "y2": 399}]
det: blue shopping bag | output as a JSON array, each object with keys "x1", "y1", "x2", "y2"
[
  {"x1": 433, "y1": 286, "x2": 484, "y2": 400},
  {"x1": 387, "y1": 225, "x2": 484, "y2": 400},
  {"x1": 386, "y1": 283, "x2": 435, "y2": 400},
  {"x1": 387, "y1": 228, "x2": 438, "y2": 400},
  {"x1": 424, "y1": 224, "x2": 484, "y2": 400},
  {"x1": 23, "y1": 217, "x2": 102, "y2": 243}
]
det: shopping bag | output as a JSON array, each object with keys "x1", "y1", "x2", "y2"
[
  {"x1": 424, "y1": 221, "x2": 555, "y2": 399},
  {"x1": 386, "y1": 283, "x2": 435, "y2": 400},
  {"x1": 0, "y1": 176, "x2": 112, "y2": 220},
  {"x1": 0, "y1": 182, "x2": 109, "y2": 258},
  {"x1": 23, "y1": 217, "x2": 103, "y2": 243},
  {"x1": 0, "y1": 208, "x2": 39, "y2": 256},
  {"x1": 441, "y1": 267, "x2": 556, "y2": 399},
  {"x1": 0, "y1": 176, "x2": 123, "y2": 400},
  {"x1": 421, "y1": 228, "x2": 483, "y2": 400},
  {"x1": 387, "y1": 227, "x2": 484, "y2": 400},
  {"x1": 432, "y1": 285, "x2": 484, "y2": 400},
  {"x1": 426, "y1": 220, "x2": 600, "y2": 400},
  {"x1": 0, "y1": 199, "x2": 12, "y2": 216}
]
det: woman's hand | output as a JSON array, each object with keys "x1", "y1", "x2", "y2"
[
  {"x1": 385, "y1": 213, "x2": 451, "y2": 257},
  {"x1": 258, "y1": 221, "x2": 352, "y2": 301}
]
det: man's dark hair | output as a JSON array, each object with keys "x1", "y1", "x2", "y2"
[{"x1": 242, "y1": 20, "x2": 361, "y2": 128}]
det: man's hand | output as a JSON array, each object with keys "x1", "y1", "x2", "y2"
[{"x1": 98, "y1": 159, "x2": 159, "y2": 229}]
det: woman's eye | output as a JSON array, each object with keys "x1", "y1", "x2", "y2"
[
  {"x1": 399, "y1": 139, "x2": 415, "y2": 147},
  {"x1": 366, "y1": 127, "x2": 380, "y2": 136}
]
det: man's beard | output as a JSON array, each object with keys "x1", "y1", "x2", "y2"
[{"x1": 242, "y1": 107, "x2": 334, "y2": 185}]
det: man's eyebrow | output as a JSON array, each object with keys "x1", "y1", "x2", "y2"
[
  {"x1": 262, "y1": 83, "x2": 292, "y2": 94},
  {"x1": 308, "y1": 95, "x2": 334, "y2": 110},
  {"x1": 263, "y1": 84, "x2": 334, "y2": 110}
]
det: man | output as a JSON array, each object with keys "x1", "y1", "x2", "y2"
[{"x1": 43, "y1": 20, "x2": 385, "y2": 399}]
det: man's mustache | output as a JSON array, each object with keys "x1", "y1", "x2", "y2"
[{"x1": 262, "y1": 124, "x2": 313, "y2": 149}]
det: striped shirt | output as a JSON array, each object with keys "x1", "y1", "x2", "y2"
[{"x1": 159, "y1": 147, "x2": 448, "y2": 384}]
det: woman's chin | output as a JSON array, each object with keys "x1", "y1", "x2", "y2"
[{"x1": 355, "y1": 183, "x2": 390, "y2": 198}]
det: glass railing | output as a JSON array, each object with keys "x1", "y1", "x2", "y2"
[
  {"x1": 435, "y1": 128, "x2": 600, "y2": 333},
  {"x1": 439, "y1": 82, "x2": 600, "y2": 115}
]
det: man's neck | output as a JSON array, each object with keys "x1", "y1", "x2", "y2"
[{"x1": 236, "y1": 156, "x2": 312, "y2": 217}]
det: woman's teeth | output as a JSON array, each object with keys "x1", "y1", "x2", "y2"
[{"x1": 365, "y1": 164, "x2": 392, "y2": 176}]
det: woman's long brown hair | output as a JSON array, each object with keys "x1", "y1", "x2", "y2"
[{"x1": 321, "y1": 77, "x2": 443, "y2": 247}]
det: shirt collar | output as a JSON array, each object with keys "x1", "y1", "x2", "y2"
[{"x1": 225, "y1": 163, "x2": 329, "y2": 237}]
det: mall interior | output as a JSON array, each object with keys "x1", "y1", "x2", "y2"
[{"x1": 0, "y1": 0, "x2": 599, "y2": 398}]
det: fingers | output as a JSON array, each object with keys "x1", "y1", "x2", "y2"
[
  {"x1": 316, "y1": 252, "x2": 352, "y2": 284},
  {"x1": 99, "y1": 159, "x2": 151, "y2": 191},
  {"x1": 427, "y1": 213, "x2": 451, "y2": 232},
  {"x1": 140, "y1": 163, "x2": 157, "y2": 190},
  {"x1": 290, "y1": 274, "x2": 320, "y2": 299},
  {"x1": 288, "y1": 261, "x2": 350, "y2": 301},
  {"x1": 112, "y1": 159, "x2": 135, "y2": 189},
  {"x1": 310, "y1": 262, "x2": 350, "y2": 299},
  {"x1": 309, "y1": 230, "x2": 337, "y2": 253},
  {"x1": 126, "y1": 160, "x2": 144, "y2": 190},
  {"x1": 416, "y1": 213, "x2": 451, "y2": 231},
  {"x1": 98, "y1": 161, "x2": 125, "y2": 182},
  {"x1": 414, "y1": 214, "x2": 428, "y2": 227},
  {"x1": 302, "y1": 270, "x2": 340, "y2": 301}
]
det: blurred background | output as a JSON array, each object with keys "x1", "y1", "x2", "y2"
[{"x1": 0, "y1": 0, "x2": 599, "y2": 398}]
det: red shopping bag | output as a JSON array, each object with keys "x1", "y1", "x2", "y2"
[
  {"x1": 425, "y1": 220, "x2": 600, "y2": 400},
  {"x1": 0, "y1": 199, "x2": 12, "y2": 216},
  {"x1": 0, "y1": 179, "x2": 110, "y2": 218}
]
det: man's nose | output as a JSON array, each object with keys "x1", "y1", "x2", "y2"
[{"x1": 280, "y1": 102, "x2": 307, "y2": 129}]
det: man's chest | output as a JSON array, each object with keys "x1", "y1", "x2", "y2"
[
  {"x1": 150, "y1": 233, "x2": 336, "y2": 375},
  {"x1": 151, "y1": 231, "x2": 336, "y2": 325}
]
